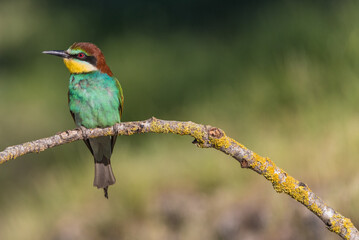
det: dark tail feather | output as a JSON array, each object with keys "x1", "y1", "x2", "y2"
[
  {"x1": 94, "y1": 161, "x2": 116, "y2": 188},
  {"x1": 89, "y1": 136, "x2": 116, "y2": 198}
]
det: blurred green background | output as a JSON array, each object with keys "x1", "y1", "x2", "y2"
[{"x1": 0, "y1": 0, "x2": 359, "y2": 239}]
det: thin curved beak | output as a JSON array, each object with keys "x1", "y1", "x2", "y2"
[{"x1": 42, "y1": 50, "x2": 69, "y2": 58}]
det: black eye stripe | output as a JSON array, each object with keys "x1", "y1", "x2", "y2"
[
  {"x1": 71, "y1": 54, "x2": 97, "y2": 66},
  {"x1": 71, "y1": 54, "x2": 87, "y2": 60},
  {"x1": 87, "y1": 56, "x2": 97, "y2": 66}
]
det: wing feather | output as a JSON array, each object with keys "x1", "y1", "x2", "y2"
[
  {"x1": 111, "y1": 77, "x2": 124, "y2": 152},
  {"x1": 68, "y1": 90, "x2": 94, "y2": 155}
]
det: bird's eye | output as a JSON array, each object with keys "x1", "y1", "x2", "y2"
[{"x1": 77, "y1": 53, "x2": 85, "y2": 59}]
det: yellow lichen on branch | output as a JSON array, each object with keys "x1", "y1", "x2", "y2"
[{"x1": 0, "y1": 117, "x2": 358, "y2": 240}]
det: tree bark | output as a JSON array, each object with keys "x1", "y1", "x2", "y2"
[{"x1": 0, "y1": 117, "x2": 358, "y2": 240}]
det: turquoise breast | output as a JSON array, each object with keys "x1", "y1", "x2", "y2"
[{"x1": 68, "y1": 71, "x2": 120, "y2": 128}]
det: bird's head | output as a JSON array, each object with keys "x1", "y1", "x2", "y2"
[{"x1": 43, "y1": 42, "x2": 113, "y2": 76}]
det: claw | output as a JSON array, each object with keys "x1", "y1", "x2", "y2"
[{"x1": 75, "y1": 126, "x2": 88, "y2": 139}]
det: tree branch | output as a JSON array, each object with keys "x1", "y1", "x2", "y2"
[{"x1": 0, "y1": 117, "x2": 358, "y2": 239}]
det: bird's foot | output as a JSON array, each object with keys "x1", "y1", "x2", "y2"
[{"x1": 75, "y1": 126, "x2": 88, "y2": 139}]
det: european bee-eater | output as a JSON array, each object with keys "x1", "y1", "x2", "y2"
[{"x1": 43, "y1": 42, "x2": 124, "y2": 198}]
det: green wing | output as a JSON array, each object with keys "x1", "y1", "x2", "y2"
[
  {"x1": 111, "y1": 77, "x2": 124, "y2": 152},
  {"x1": 114, "y1": 77, "x2": 124, "y2": 119},
  {"x1": 68, "y1": 90, "x2": 94, "y2": 155}
]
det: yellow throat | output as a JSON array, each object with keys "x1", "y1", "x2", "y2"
[{"x1": 63, "y1": 58, "x2": 98, "y2": 74}]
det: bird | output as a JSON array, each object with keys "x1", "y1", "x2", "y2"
[{"x1": 43, "y1": 42, "x2": 124, "y2": 198}]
